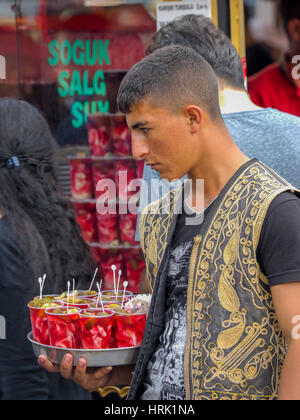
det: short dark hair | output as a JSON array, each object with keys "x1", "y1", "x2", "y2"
[
  {"x1": 117, "y1": 45, "x2": 223, "y2": 123},
  {"x1": 280, "y1": 0, "x2": 300, "y2": 31},
  {"x1": 146, "y1": 14, "x2": 245, "y2": 90}
]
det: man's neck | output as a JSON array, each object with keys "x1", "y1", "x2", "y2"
[
  {"x1": 220, "y1": 88, "x2": 262, "y2": 114},
  {"x1": 187, "y1": 131, "x2": 250, "y2": 212}
]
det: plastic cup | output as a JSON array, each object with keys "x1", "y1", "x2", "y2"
[
  {"x1": 93, "y1": 294, "x2": 130, "y2": 303},
  {"x1": 79, "y1": 309, "x2": 114, "y2": 349},
  {"x1": 58, "y1": 297, "x2": 94, "y2": 310},
  {"x1": 101, "y1": 290, "x2": 133, "y2": 298},
  {"x1": 113, "y1": 309, "x2": 146, "y2": 348},
  {"x1": 89, "y1": 300, "x2": 123, "y2": 310},
  {"x1": 76, "y1": 290, "x2": 98, "y2": 299},
  {"x1": 28, "y1": 295, "x2": 59, "y2": 345},
  {"x1": 46, "y1": 306, "x2": 81, "y2": 349},
  {"x1": 55, "y1": 290, "x2": 98, "y2": 300}
]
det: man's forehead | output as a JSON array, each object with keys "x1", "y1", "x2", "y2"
[{"x1": 126, "y1": 100, "x2": 172, "y2": 127}]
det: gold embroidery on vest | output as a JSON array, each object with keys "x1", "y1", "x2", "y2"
[
  {"x1": 187, "y1": 162, "x2": 298, "y2": 400},
  {"x1": 141, "y1": 160, "x2": 299, "y2": 400}
]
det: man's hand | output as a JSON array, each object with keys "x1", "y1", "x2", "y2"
[{"x1": 38, "y1": 354, "x2": 112, "y2": 391}]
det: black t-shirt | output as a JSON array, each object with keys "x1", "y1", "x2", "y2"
[
  {"x1": 171, "y1": 191, "x2": 300, "y2": 287},
  {"x1": 141, "y1": 191, "x2": 300, "y2": 400},
  {"x1": 0, "y1": 217, "x2": 92, "y2": 400}
]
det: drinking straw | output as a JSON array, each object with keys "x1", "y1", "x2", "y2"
[
  {"x1": 96, "y1": 281, "x2": 105, "y2": 312},
  {"x1": 121, "y1": 281, "x2": 128, "y2": 309},
  {"x1": 67, "y1": 281, "x2": 71, "y2": 313},
  {"x1": 111, "y1": 264, "x2": 117, "y2": 296},
  {"x1": 95, "y1": 280, "x2": 103, "y2": 308},
  {"x1": 39, "y1": 274, "x2": 46, "y2": 300},
  {"x1": 88, "y1": 267, "x2": 99, "y2": 292},
  {"x1": 116, "y1": 269, "x2": 122, "y2": 300},
  {"x1": 72, "y1": 279, "x2": 75, "y2": 304},
  {"x1": 38, "y1": 278, "x2": 43, "y2": 300}
]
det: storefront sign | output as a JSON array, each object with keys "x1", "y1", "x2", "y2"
[
  {"x1": 156, "y1": 0, "x2": 212, "y2": 30},
  {"x1": 48, "y1": 39, "x2": 112, "y2": 128}
]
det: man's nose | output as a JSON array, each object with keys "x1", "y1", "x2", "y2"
[{"x1": 131, "y1": 134, "x2": 150, "y2": 161}]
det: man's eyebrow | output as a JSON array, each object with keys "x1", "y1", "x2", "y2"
[{"x1": 131, "y1": 121, "x2": 149, "y2": 130}]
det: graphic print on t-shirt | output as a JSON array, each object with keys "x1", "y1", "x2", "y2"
[{"x1": 141, "y1": 241, "x2": 193, "y2": 400}]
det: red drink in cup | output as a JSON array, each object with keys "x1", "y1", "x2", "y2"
[
  {"x1": 58, "y1": 297, "x2": 93, "y2": 310},
  {"x1": 46, "y1": 307, "x2": 81, "y2": 349},
  {"x1": 79, "y1": 309, "x2": 113, "y2": 349},
  {"x1": 114, "y1": 309, "x2": 146, "y2": 348},
  {"x1": 101, "y1": 290, "x2": 133, "y2": 299},
  {"x1": 28, "y1": 296, "x2": 59, "y2": 345}
]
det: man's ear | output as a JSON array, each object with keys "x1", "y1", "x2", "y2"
[
  {"x1": 185, "y1": 105, "x2": 202, "y2": 134},
  {"x1": 287, "y1": 18, "x2": 300, "y2": 43}
]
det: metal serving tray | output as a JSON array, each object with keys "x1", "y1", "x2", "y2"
[{"x1": 28, "y1": 332, "x2": 140, "y2": 367}]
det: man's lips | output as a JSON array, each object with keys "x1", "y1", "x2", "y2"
[{"x1": 146, "y1": 162, "x2": 160, "y2": 168}]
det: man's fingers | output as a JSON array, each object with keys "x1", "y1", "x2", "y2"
[
  {"x1": 73, "y1": 358, "x2": 87, "y2": 384},
  {"x1": 59, "y1": 354, "x2": 74, "y2": 379},
  {"x1": 94, "y1": 366, "x2": 113, "y2": 380},
  {"x1": 38, "y1": 356, "x2": 60, "y2": 373}
]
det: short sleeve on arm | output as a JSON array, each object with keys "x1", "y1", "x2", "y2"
[{"x1": 257, "y1": 192, "x2": 300, "y2": 287}]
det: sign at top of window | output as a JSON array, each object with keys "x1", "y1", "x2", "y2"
[{"x1": 156, "y1": 0, "x2": 212, "y2": 30}]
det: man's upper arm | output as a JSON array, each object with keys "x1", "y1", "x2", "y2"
[
  {"x1": 258, "y1": 192, "x2": 300, "y2": 341},
  {"x1": 271, "y1": 283, "x2": 300, "y2": 342}
]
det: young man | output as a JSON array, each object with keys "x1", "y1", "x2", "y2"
[
  {"x1": 40, "y1": 46, "x2": 300, "y2": 400},
  {"x1": 248, "y1": 0, "x2": 300, "y2": 117},
  {"x1": 135, "y1": 13, "x2": 300, "y2": 242}
]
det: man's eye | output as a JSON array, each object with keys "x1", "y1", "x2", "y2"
[{"x1": 141, "y1": 128, "x2": 150, "y2": 134}]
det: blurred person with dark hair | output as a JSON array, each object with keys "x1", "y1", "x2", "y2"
[
  {"x1": 248, "y1": 0, "x2": 300, "y2": 116},
  {"x1": 0, "y1": 98, "x2": 96, "y2": 400},
  {"x1": 134, "y1": 14, "x2": 300, "y2": 243}
]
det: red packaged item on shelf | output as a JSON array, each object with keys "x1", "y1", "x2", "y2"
[
  {"x1": 115, "y1": 159, "x2": 138, "y2": 203},
  {"x1": 87, "y1": 114, "x2": 112, "y2": 157},
  {"x1": 119, "y1": 213, "x2": 139, "y2": 245},
  {"x1": 74, "y1": 202, "x2": 97, "y2": 243},
  {"x1": 111, "y1": 115, "x2": 131, "y2": 157},
  {"x1": 124, "y1": 249, "x2": 145, "y2": 293},
  {"x1": 100, "y1": 250, "x2": 124, "y2": 290},
  {"x1": 93, "y1": 161, "x2": 115, "y2": 200},
  {"x1": 90, "y1": 246, "x2": 101, "y2": 265},
  {"x1": 70, "y1": 158, "x2": 93, "y2": 200},
  {"x1": 96, "y1": 211, "x2": 119, "y2": 246}
]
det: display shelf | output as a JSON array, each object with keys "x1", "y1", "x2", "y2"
[
  {"x1": 89, "y1": 242, "x2": 141, "y2": 250},
  {"x1": 68, "y1": 155, "x2": 135, "y2": 161}
]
